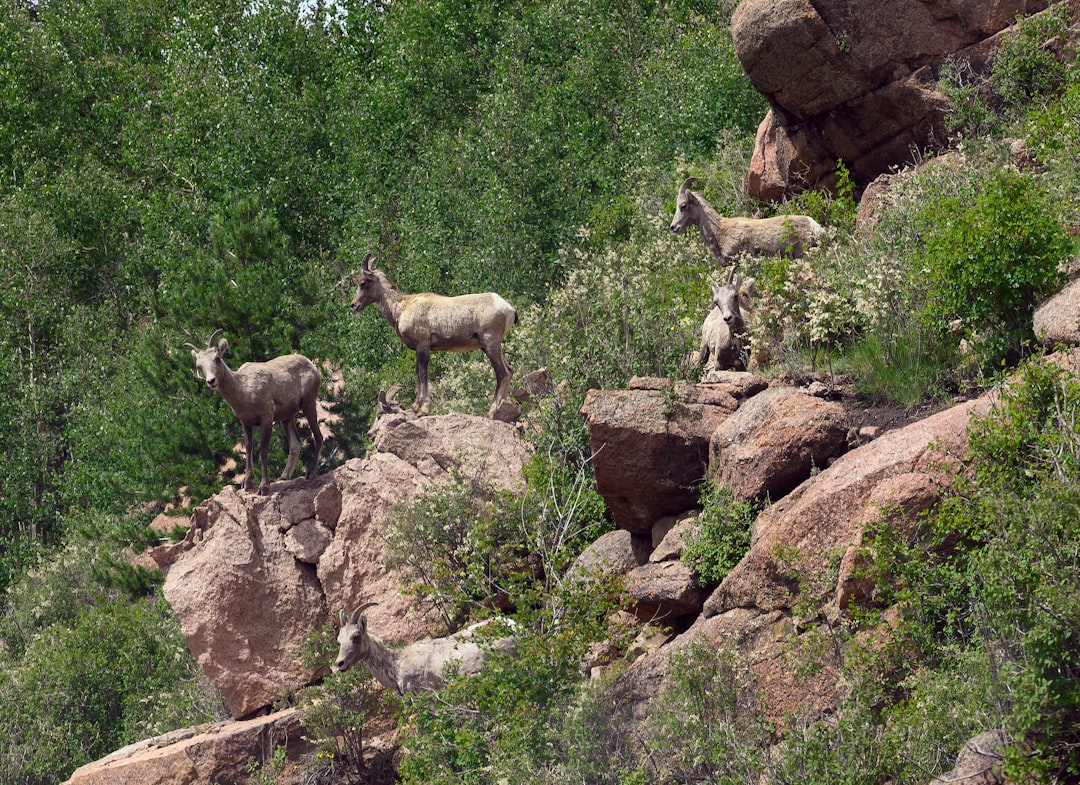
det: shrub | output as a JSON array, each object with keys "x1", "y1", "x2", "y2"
[
  {"x1": 385, "y1": 470, "x2": 524, "y2": 627},
  {"x1": 919, "y1": 168, "x2": 1067, "y2": 369},
  {"x1": 396, "y1": 575, "x2": 623, "y2": 785},
  {"x1": 860, "y1": 359, "x2": 1080, "y2": 779},
  {"x1": 0, "y1": 593, "x2": 226, "y2": 785},
  {"x1": 681, "y1": 482, "x2": 757, "y2": 586},
  {"x1": 646, "y1": 643, "x2": 771, "y2": 783},
  {"x1": 990, "y1": 6, "x2": 1070, "y2": 111},
  {"x1": 512, "y1": 209, "x2": 713, "y2": 404}
]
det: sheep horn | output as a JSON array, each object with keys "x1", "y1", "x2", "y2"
[
  {"x1": 351, "y1": 601, "x2": 379, "y2": 618},
  {"x1": 182, "y1": 342, "x2": 199, "y2": 352},
  {"x1": 679, "y1": 177, "x2": 701, "y2": 194},
  {"x1": 207, "y1": 328, "x2": 224, "y2": 348},
  {"x1": 726, "y1": 265, "x2": 737, "y2": 285},
  {"x1": 361, "y1": 252, "x2": 376, "y2": 273},
  {"x1": 385, "y1": 384, "x2": 402, "y2": 405}
]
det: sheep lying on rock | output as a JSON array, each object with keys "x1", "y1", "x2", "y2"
[
  {"x1": 697, "y1": 268, "x2": 756, "y2": 374},
  {"x1": 333, "y1": 603, "x2": 513, "y2": 694},
  {"x1": 349, "y1": 254, "x2": 518, "y2": 418},
  {"x1": 187, "y1": 329, "x2": 323, "y2": 495},
  {"x1": 366, "y1": 384, "x2": 412, "y2": 440},
  {"x1": 670, "y1": 177, "x2": 824, "y2": 264}
]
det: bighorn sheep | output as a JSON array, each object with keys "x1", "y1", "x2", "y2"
[
  {"x1": 349, "y1": 254, "x2": 518, "y2": 418},
  {"x1": 670, "y1": 178, "x2": 824, "y2": 264},
  {"x1": 697, "y1": 268, "x2": 756, "y2": 374},
  {"x1": 333, "y1": 603, "x2": 511, "y2": 694},
  {"x1": 187, "y1": 330, "x2": 323, "y2": 495}
]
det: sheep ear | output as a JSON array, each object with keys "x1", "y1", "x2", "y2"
[
  {"x1": 339, "y1": 608, "x2": 348, "y2": 626},
  {"x1": 217, "y1": 338, "x2": 229, "y2": 356},
  {"x1": 361, "y1": 253, "x2": 376, "y2": 273},
  {"x1": 711, "y1": 282, "x2": 723, "y2": 299}
]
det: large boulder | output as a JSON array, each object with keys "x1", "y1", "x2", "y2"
[
  {"x1": 614, "y1": 393, "x2": 994, "y2": 727},
  {"x1": 163, "y1": 413, "x2": 529, "y2": 719},
  {"x1": 929, "y1": 729, "x2": 1010, "y2": 785},
  {"x1": 1034, "y1": 275, "x2": 1080, "y2": 347},
  {"x1": 580, "y1": 377, "x2": 746, "y2": 534},
  {"x1": 162, "y1": 485, "x2": 331, "y2": 719},
  {"x1": 708, "y1": 386, "x2": 850, "y2": 503},
  {"x1": 708, "y1": 396, "x2": 991, "y2": 618},
  {"x1": 61, "y1": 709, "x2": 309, "y2": 785},
  {"x1": 732, "y1": 0, "x2": 1050, "y2": 198}
]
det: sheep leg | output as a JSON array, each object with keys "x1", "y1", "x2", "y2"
[
  {"x1": 279, "y1": 416, "x2": 302, "y2": 481},
  {"x1": 301, "y1": 396, "x2": 323, "y2": 479},
  {"x1": 257, "y1": 418, "x2": 274, "y2": 495},
  {"x1": 414, "y1": 345, "x2": 432, "y2": 416},
  {"x1": 241, "y1": 423, "x2": 256, "y2": 493},
  {"x1": 484, "y1": 344, "x2": 513, "y2": 418}
]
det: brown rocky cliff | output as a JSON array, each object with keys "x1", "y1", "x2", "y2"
[
  {"x1": 732, "y1": 0, "x2": 1051, "y2": 198},
  {"x1": 67, "y1": 362, "x2": 1038, "y2": 785},
  {"x1": 159, "y1": 413, "x2": 530, "y2": 720}
]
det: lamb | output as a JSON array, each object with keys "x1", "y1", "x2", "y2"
[
  {"x1": 349, "y1": 253, "x2": 518, "y2": 418},
  {"x1": 366, "y1": 384, "x2": 410, "y2": 440},
  {"x1": 670, "y1": 177, "x2": 824, "y2": 264},
  {"x1": 333, "y1": 603, "x2": 511, "y2": 694},
  {"x1": 187, "y1": 329, "x2": 323, "y2": 495},
  {"x1": 697, "y1": 268, "x2": 756, "y2": 374}
]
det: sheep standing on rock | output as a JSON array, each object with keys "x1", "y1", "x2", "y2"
[
  {"x1": 670, "y1": 177, "x2": 824, "y2": 264},
  {"x1": 349, "y1": 253, "x2": 517, "y2": 418},
  {"x1": 188, "y1": 330, "x2": 323, "y2": 495},
  {"x1": 697, "y1": 268, "x2": 756, "y2": 374},
  {"x1": 333, "y1": 603, "x2": 510, "y2": 694}
]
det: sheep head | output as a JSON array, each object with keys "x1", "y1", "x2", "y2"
[
  {"x1": 349, "y1": 253, "x2": 387, "y2": 312},
  {"x1": 367, "y1": 385, "x2": 409, "y2": 439},
  {"x1": 670, "y1": 177, "x2": 703, "y2": 235},
  {"x1": 188, "y1": 329, "x2": 228, "y2": 389},
  {"x1": 712, "y1": 267, "x2": 754, "y2": 329},
  {"x1": 334, "y1": 602, "x2": 379, "y2": 673}
]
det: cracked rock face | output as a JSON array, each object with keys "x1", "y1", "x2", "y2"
[
  {"x1": 162, "y1": 414, "x2": 530, "y2": 719},
  {"x1": 731, "y1": 0, "x2": 1049, "y2": 198}
]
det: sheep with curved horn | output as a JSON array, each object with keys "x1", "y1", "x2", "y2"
[
  {"x1": 670, "y1": 177, "x2": 824, "y2": 264},
  {"x1": 333, "y1": 602, "x2": 513, "y2": 694},
  {"x1": 349, "y1": 253, "x2": 518, "y2": 418},
  {"x1": 187, "y1": 330, "x2": 323, "y2": 495}
]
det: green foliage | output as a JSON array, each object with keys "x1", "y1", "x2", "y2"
[
  {"x1": 681, "y1": 483, "x2": 757, "y2": 586},
  {"x1": 940, "y1": 6, "x2": 1072, "y2": 137},
  {"x1": 0, "y1": 540, "x2": 226, "y2": 785},
  {"x1": 858, "y1": 359, "x2": 1080, "y2": 779},
  {"x1": 989, "y1": 6, "x2": 1070, "y2": 111},
  {"x1": 386, "y1": 471, "x2": 525, "y2": 626},
  {"x1": 396, "y1": 576, "x2": 623, "y2": 785},
  {"x1": 851, "y1": 329, "x2": 955, "y2": 407},
  {"x1": 920, "y1": 169, "x2": 1067, "y2": 369},
  {"x1": 788, "y1": 158, "x2": 860, "y2": 235},
  {"x1": 513, "y1": 212, "x2": 712, "y2": 403},
  {"x1": 646, "y1": 643, "x2": 772, "y2": 783},
  {"x1": 386, "y1": 396, "x2": 609, "y2": 626}
]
